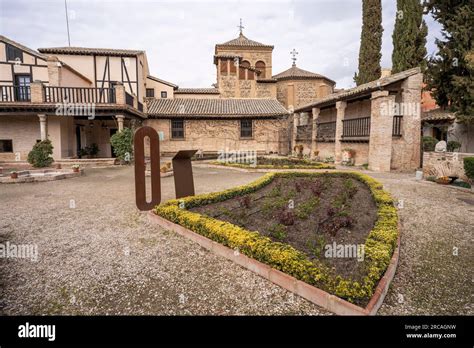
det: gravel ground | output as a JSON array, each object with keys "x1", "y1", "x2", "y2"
[
  {"x1": 0, "y1": 166, "x2": 472, "y2": 315},
  {"x1": 0, "y1": 166, "x2": 327, "y2": 315}
]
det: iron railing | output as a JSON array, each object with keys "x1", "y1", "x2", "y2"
[
  {"x1": 342, "y1": 117, "x2": 371, "y2": 138},
  {"x1": 393, "y1": 116, "x2": 403, "y2": 136},
  {"x1": 44, "y1": 86, "x2": 115, "y2": 104},
  {"x1": 316, "y1": 121, "x2": 336, "y2": 141}
]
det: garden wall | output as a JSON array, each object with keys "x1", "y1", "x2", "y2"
[{"x1": 423, "y1": 151, "x2": 473, "y2": 180}]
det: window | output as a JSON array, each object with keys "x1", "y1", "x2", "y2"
[
  {"x1": 0, "y1": 139, "x2": 13, "y2": 153},
  {"x1": 146, "y1": 88, "x2": 155, "y2": 98},
  {"x1": 240, "y1": 119, "x2": 253, "y2": 138},
  {"x1": 171, "y1": 119, "x2": 184, "y2": 139},
  {"x1": 255, "y1": 61, "x2": 266, "y2": 78},
  {"x1": 239, "y1": 60, "x2": 250, "y2": 80},
  {"x1": 6, "y1": 44, "x2": 23, "y2": 62},
  {"x1": 161, "y1": 91, "x2": 168, "y2": 98}
]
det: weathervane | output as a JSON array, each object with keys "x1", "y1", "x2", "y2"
[
  {"x1": 237, "y1": 18, "x2": 244, "y2": 35},
  {"x1": 290, "y1": 48, "x2": 298, "y2": 66}
]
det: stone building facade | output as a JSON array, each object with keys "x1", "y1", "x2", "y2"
[{"x1": 293, "y1": 68, "x2": 423, "y2": 172}]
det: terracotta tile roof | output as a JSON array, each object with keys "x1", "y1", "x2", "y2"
[
  {"x1": 38, "y1": 46, "x2": 144, "y2": 57},
  {"x1": 422, "y1": 108, "x2": 456, "y2": 122},
  {"x1": 174, "y1": 88, "x2": 220, "y2": 94},
  {"x1": 147, "y1": 98, "x2": 289, "y2": 118},
  {"x1": 147, "y1": 75, "x2": 178, "y2": 89},
  {"x1": 0, "y1": 35, "x2": 47, "y2": 60},
  {"x1": 295, "y1": 67, "x2": 422, "y2": 112},
  {"x1": 216, "y1": 33, "x2": 273, "y2": 49},
  {"x1": 273, "y1": 65, "x2": 335, "y2": 84}
]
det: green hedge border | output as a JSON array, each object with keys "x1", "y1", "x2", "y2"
[
  {"x1": 154, "y1": 171, "x2": 398, "y2": 304},
  {"x1": 210, "y1": 160, "x2": 335, "y2": 170}
]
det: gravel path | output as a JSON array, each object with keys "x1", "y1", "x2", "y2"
[
  {"x1": 0, "y1": 166, "x2": 472, "y2": 315},
  {"x1": 0, "y1": 166, "x2": 327, "y2": 315}
]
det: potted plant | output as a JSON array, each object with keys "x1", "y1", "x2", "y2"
[
  {"x1": 293, "y1": 144, "x2": 304, "y2": 159},
  {"x1": 435, "y1": 176, "x2": 450, "y2": 185},
  {"x1": 10, "y1": 171, "x2": 18, "y2": 179},
  {"x1": 72, "y1": 164, "x2": 80, "y2": 173}
]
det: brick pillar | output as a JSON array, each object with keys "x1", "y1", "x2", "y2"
[
  {"x1": 47, "y1": 56, "x2": 62, "y2": 86},
  {"x1": 334, "y1": 101, "x2": 347, "y2": 164},
  {"x1": 30, "y1": 81, "x2": 44, "y2": 103},
  {"x1": 114, "y1": 83, "x2": 125, "y2": 104},
  {"x1": 311, "y1": 107, "x2": 320, "y2": 159},
  {"x1": 287, "y1": 83, "x2": 295, "y2": 110},
  {"x1": 400, "y1": 73, "x2": 423, "y2": 170},
  {"x1": 292, "y1": 112, "x2": 300, "y2": 152},
  {"x1": 368, "y1": 90, "x2": 396, "y2": 172},
  {"x1": 38, "y1": 114, "x2": 47, "y2": 140},
  {"x1": 116, "y1": 115, "x2": 125, "y2": 132}
]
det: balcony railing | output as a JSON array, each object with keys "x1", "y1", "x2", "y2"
[
  {"x1": 0, "y1": 85, "x2": 31, "y2": 102},
  {"x1": 342, "y1": 117, "x2": 371, "y2": 138},
  {"x1": 316, "y1": 121, "x2": 336, "y2": 141},
  {"x1": 44, "y1": 87, "x2": 115, "y2": 104}
]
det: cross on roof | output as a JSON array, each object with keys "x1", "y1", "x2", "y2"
[
  {"x1": 290, "y1": 49, "x2": 298, "y2": 66},
  {"x1": 237, "y1": 18, "x2": 244, "y2": 35}
]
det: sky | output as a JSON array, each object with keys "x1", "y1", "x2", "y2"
[{"x1": 0, "y1": 0, "x2": 443, "y2": 89}]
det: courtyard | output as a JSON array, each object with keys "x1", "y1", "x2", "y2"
[{"x1": 0, "y1": 165, "x2": 472, "y2": 315}]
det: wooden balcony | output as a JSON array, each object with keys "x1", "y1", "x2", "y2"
[{"x1": 0, "y1": 85, "x2": 31, "y2": 102}]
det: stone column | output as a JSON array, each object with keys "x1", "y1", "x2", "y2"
[
  {"x1": 311, "y1": 107, "x2": 320, "y2": 159},
  {"x1": 116, "y1": 115, "x2": 125, "y2": 132},
  {"x1": 368, "y1": 90, "x2": 396, "y2": 172},
  {"x1": 334, "y1": 101, "x2": 347, "y2": 164},
  {"x1": 38, "y1": 114, "x2": 47, "y2": 140},
  {"x1": 292, "y1": 112, "x2": 300, "y2": 152}
]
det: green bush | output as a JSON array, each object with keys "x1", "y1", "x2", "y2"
[
  {"x1": 463, "y1": 157, "x2": 474, "y2": 180},
  {"x1": 447, "y1": 141, "x2": 461, "y2": 152},
  {"x1": 27, "y1": 140, "x2": 54, "y2": 168},
  {"x1": 110, "y1": 128, "x2": 133, "y2": 162},
  {"x1": 422, "y1": 136, "x2": 438, "y2": 151}
]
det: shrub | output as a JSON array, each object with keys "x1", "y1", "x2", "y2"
[
  {"x1": 278, "y1": 210, "x2": 295, "y2": 226},
  {"x1": 269, "y1": 223, "x2": 287, "y2": 240},
  {"x1": 110, "y1": 128, "x2": 133, "y2": 162},
  {"x1": 27, "y1": 140, "x2": 53, "y2": 168},
  {"x1": 422, "y1": 136, "x2": 438, "y2": 151},
  {"x1": 447, "y1": 141, "x2": 461, "y2": 152},
  {"x1": 452, "y1": 180, "x2": 471, "y2": 189},
  {"x1": 463, "y1": 157, "x2": 474, "y2": 180}
]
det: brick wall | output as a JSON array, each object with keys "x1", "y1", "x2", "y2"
[{"x1": 0, "y1": 116, "x2": 41, "y2": 161}]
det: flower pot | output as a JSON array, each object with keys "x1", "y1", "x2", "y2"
[
  {"x1": 72, "y1": 167, "x2": 80, "y2": 173},
  {"x1": 55, "y1": 163, "x2": 62, "y2": 170},
  {"x1": 10, "y1": 172, "x2": 18, "y2": 179}
]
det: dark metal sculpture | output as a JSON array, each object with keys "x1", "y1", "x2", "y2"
[
  {"x1": 134, "y1": 126, "x2": 197, "y2": 210},
  {"x1": 172, "y1": 150, "x2": 197, "y2": 198},
  {"x1": 134, "y1": 126, "x2": 161, "y2": 211}
]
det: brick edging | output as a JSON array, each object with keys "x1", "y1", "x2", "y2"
[{"x1": 147, "y1": 211, "x2": 401, "y2": 315}]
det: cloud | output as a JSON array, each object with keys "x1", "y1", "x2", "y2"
[{"x1": 0, "y1": 0, "x2": 442, "y2": 89}]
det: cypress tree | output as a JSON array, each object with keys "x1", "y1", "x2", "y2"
[
  {"x1": 392, "y1": 0, "x2": 428, "y2": 73},
  {"x1": 425, "y1": 0, "x2": 473, "y2": 123},
  {"x1": 354, "y1": 0, "x2": 383, "y2": 85}
]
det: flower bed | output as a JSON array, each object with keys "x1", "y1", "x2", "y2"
[
  {"x1": 154, "y1": 172, "x2": 398, "y2": 305},
  {"x1": 212, "y1": 157, "x2": 335, "y2": 170}
]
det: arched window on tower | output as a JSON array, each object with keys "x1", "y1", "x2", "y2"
[
  {"x1": 239, "y1": 60, "x2": 250, "y2": 80},
  {"x1": 220, "y1": 58, "x2": 228, "y2": 75},
  {"x1": 255, "y1": 61, "x2": 266, "y2": 79}
]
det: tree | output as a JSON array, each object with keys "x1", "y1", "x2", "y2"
[
  {"x1": 354, "y1": 0, "x2": 383, "y2": 85},
  {"x1": 392, "y1": 0, "x2": 428, "y2": 73},
  {"x1": 424, "y1": 0, "x2": 473, "y2": 123}
]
